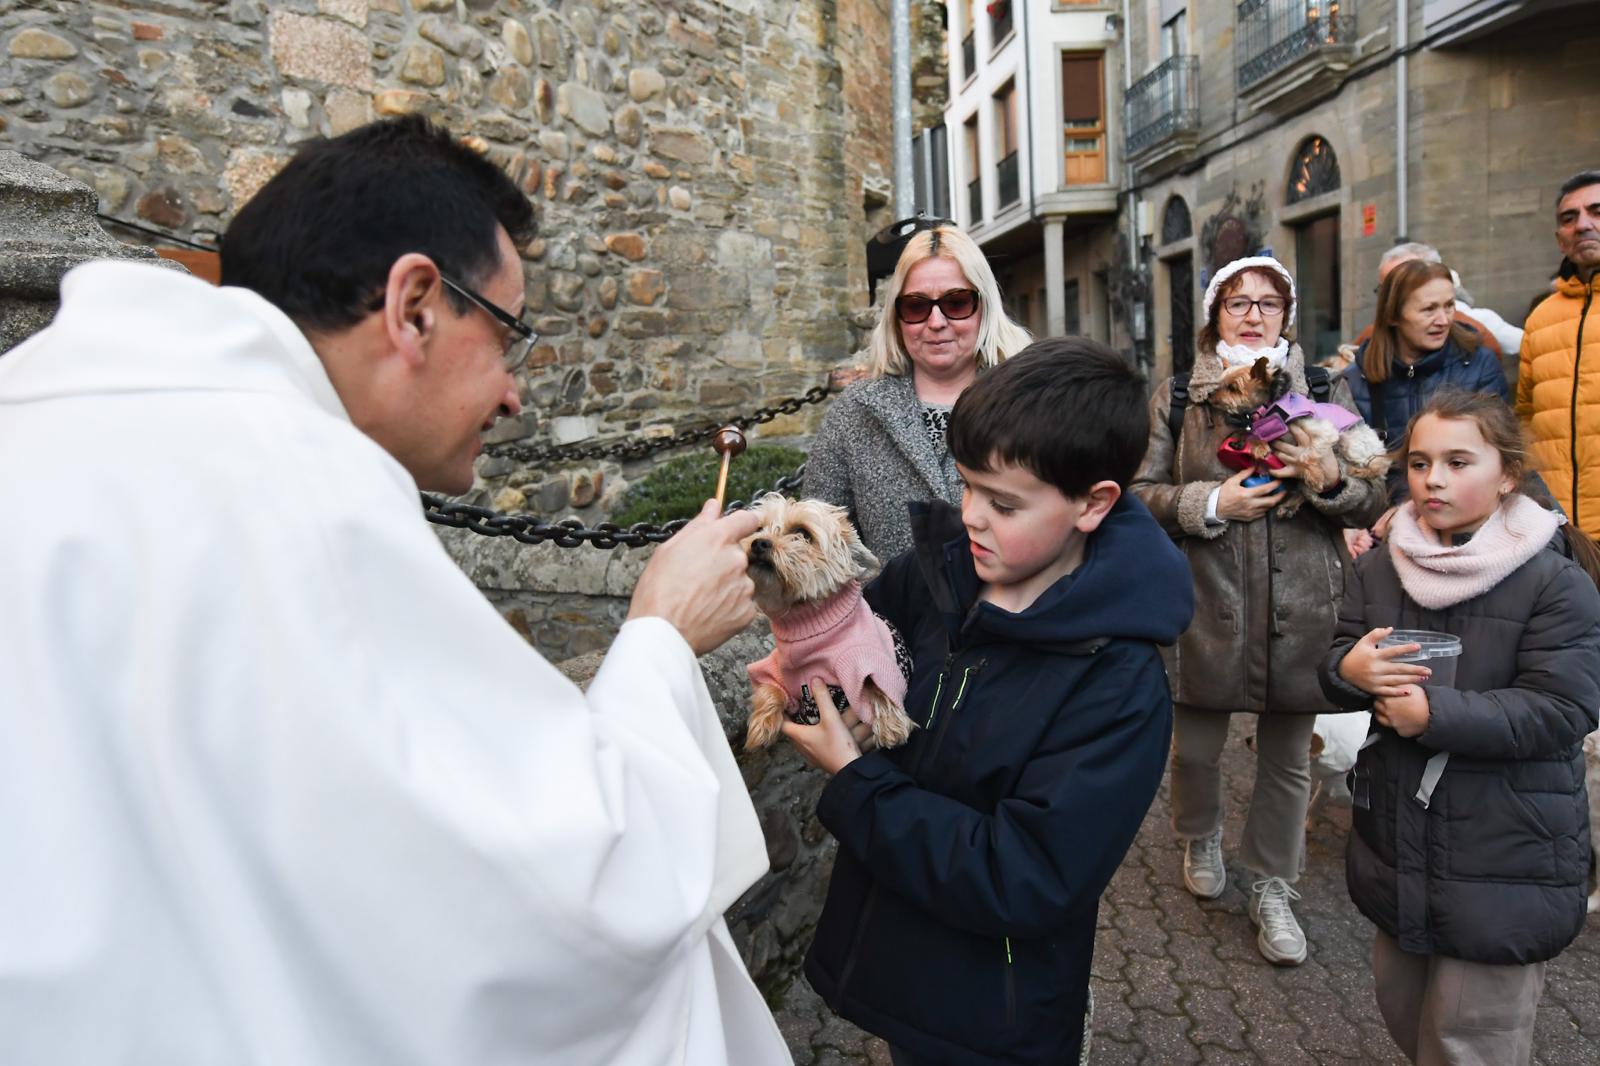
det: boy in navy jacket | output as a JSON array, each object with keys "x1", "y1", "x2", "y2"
[{"x1": 784, "y1": 338, "x2": 1195, "y2": 1064}]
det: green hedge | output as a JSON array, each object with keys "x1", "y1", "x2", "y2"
[{"x1": 609, "y1": 444, "x2": 808, "y2": 526}]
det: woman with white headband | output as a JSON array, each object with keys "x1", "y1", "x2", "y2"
[{"x1": 1131, "y1": 256, "x2": 1388, "y2": 967}]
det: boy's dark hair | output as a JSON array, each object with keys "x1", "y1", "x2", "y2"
[
  {"x1": 221, "y1": 116, "x2": 536, "y2": 333},
  {"x1": 948, "y1": 337, "x2": 1149, "y2": 496},
  {"x1": 1556, "y1": 170, "x2": 1600, "y2": 209}
]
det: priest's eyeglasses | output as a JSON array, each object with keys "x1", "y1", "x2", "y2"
[
  {"x1": 1220, "y1": 296, "x2": 1287, "y2": 318},
  {"x1": 439, "y1": 274, "x2": 539, "y2": 370}
]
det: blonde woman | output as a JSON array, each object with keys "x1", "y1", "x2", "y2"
[{"x1": 804, "y1": 224, "x2": 1032, "y2": 561}]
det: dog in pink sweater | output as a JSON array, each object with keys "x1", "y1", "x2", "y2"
[{"x1": 742, "y1": 495, "x2": 911, "y2": 751}]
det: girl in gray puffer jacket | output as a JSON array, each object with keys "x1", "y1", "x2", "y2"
[{"x1": 1321, "y1": 388, "x2": 1600, "y2": 1066}]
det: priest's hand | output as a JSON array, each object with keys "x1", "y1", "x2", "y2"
[
  {"x1": 628, "y1": 498, "x2": 762, "y2": 655},
  {"x1": 781, "y1": 679, "x2": 862, "y2": 775}
]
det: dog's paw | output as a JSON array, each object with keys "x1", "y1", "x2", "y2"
[
  {"x1": 864, "y1": 685, "x2": 914, "y2": 750},
  {"x1": 744, "y1": 683, "x2": 789, "y2": 750}
]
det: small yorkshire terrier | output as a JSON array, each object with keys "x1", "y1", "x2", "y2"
[
  {"x1": 741, "y1": 494, "x2": 913, "y2": 751},
  {"x1": 1209, "y1": 357, "x2": 1389, "y2": 516}
]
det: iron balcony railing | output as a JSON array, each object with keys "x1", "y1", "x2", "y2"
[
  {"x1": 1237, "y1": 0, "x2": 1355, "y2": 91},
  {"x1": 961, "y1": 31, "x2": 976, "y2": 81},
  {"x1": 1124, "y1": 55, "x2": 1200, "y2": 157},
  {"x1": 967, "y1": 176, "x2": 982, "y2": 223},
  {"x1": 996, "y1": 151, "x2": 1019, "y2": 209}
]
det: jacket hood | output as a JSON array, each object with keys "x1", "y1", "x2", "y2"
[
  {"x1": 908, "y1": 494, "x2": 1194, "y2": 648},
  {"x1": 0, "y1": 260, "x2": 348, "y2": 423}
]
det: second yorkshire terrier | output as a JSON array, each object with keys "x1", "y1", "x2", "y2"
[
  {"x1": 741, "y1": 494, "x2": 913, "y2": 751},
  {"x1": 1209, "y1": 356, "x2": 1389, "y2": 516}
]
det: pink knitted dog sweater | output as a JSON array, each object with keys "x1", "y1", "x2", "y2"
[{"x1": 747, "y1": 580, "x2": 907, "y2": 723}]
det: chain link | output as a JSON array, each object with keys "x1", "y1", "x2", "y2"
[
  {"x1": 482, "y1": 385, "x2": 833, "y2": 464},
  {"x1": 423, "y1": 462, "x2": 808, "y2": 549}
]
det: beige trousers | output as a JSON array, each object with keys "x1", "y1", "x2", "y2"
[
  {"x1": 1372, "y1": 930, "x2": 1546, "y2": 1066},
  {"x1": 1170, "y1": 705, "x2": 1315, "y2": 882}
]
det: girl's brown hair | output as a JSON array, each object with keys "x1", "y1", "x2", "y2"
[
  {"x1": 1197, "y1": 267, "x2": 1296, "y2": 355},
  {"x1": 1395, "y1": 388, "x2": 1600, "y2": 586},
  {"x1": 1362, "y1": 260, "x2": 1479, "y2": 384}
]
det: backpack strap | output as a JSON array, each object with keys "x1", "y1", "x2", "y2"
[
  {"x1": 1167, "y1": 372, "x2": 1191, "y2": 443},
  {"x1": 1304, "y1": 364, "x2": 1331, "y2": 404}
]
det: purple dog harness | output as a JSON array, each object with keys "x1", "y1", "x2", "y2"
[{"x1": 1250, "y1": 392, "x2": 1360, "y2": 442}]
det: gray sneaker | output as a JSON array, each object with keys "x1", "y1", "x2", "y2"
[
  {"x1": 1249, "y1": 877, "x2": 1307, "y2": 965},
  {"x1": 1182, "y1": 829, "x2": 1226, "y2": 899}
]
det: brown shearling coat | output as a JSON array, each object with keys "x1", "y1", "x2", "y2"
[{"x1": 1131, "y1": 346, "x2": 1389, "y2": 713}]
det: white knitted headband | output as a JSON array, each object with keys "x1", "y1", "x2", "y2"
[{"x1": 1202, "y1": 255, "x2": 1298, "y2": 329}]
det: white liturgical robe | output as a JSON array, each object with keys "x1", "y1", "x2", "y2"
[{"x1": 0, "y1": 262, "x2": 790, "y2": 1066}]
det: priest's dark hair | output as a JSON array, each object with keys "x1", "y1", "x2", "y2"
[
  {"x1": 220, "y1": 115, "x2": 536, "y2": 333},
  {"x1": 948, "y1": 336, "x2": 1150, "y2": 497}
]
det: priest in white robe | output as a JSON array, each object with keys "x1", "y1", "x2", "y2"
[{"x1": 0, "y1": 117, "x2": 791, "y2": 1066}]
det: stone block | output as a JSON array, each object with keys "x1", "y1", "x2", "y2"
[
  {"x1": 42, "y1": 72, "x2": 94, "y2": 109},
  {"x1": 132, "y1": 22, "x2": 164, "y2": 41},
  {"x1": 325, "y1": 87, "x2": 373, "y2": 132},
  {"x1": 224, "y1": 149, "x2": 287, "y2": 211},
  {"x1": 625, "y1": 268, "x2": 665, "y2": 305},
  {"x1": 487, "y1": 68, "x2": 531, "y2": 110},
  {"x1": 628, "y1": 67, "x2": 665, "y2": 102},
  {"x1": 8, "y1": 27, "x2": 78, "y2": 60},
  {"x1": 651, "y1": 128, "x2": 712, "y2": 165},
  {"x1": 419, "y1": 16, "x2": 483, "y2": 59},
  {"x1": 136, "y1": 187, "x2": 187, "y2": 229},
  {"x1": 316, "y1": 0, "x2": 368, "y2": 27},
  {"x1": 557, "y1": 81, "x2": 610, "y2": 137},
  {"x1": 613, "y1": 103, "x2": 642, "y2": 146},
  {"x1": 268, "y1": 12, "x2": 372, "y2": 90},
  {"x1": 400, "y1": 44, "x2": 446, "y2": 87},
  {"x1": 603, "y1": 232, "x2": 647, "y2": 260},
  {"x1": 372, "y1": 88, "x2": 430, "y2": 116},
  {"x1": 502, "y1": 19, "x2": 533, "y2": 65}
]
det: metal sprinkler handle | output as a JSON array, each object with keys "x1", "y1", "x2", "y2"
[{"x1": 712, "y1": 425, "x2": 747, "y2": 508}]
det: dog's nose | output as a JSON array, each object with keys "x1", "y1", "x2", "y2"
[{"x1": 750, "y1": 538, "x2": 771, "y2": 560}]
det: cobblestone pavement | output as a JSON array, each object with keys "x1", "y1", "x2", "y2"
[{"x1": 774, "y1": 718, "x2": 1600, "y2": 1064}]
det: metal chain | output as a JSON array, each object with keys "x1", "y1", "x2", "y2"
[
  {"x1": 483, "y1": 385, "x2": 833, "y2": 463},
  {"x1": 422, "y1": 462, "x2": 808, "y2": 549}
]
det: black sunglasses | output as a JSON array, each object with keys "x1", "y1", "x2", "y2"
[
  {"x1": 439, "y1": 274, "x2": 538, "y2": 370},
  {"x1": 896, "y1": 288, "x2": 980, "y2": 324}
]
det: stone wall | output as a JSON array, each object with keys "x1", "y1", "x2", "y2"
[{"x1": 0, "y1": 0, "x2": 915, "y2": 521}]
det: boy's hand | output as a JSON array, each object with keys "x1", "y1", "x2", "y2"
[
  {"x1": 780, "y1": 679, "x2": 862, "y2": 775},
  {"x1": 1375, "y1": 685, "x2": 1431, "y2": 738},
  {"x1": 1338, "y1": 626, "x2": 1432, "y2": 697}
]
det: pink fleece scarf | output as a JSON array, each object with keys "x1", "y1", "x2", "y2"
[
  {"x1": 747, "y1": 580, "x2": 907, "y2": 723},
  {"x1": 1386, "y1": 494, "x2": 1563, "y2": 609}
]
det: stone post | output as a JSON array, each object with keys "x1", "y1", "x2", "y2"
[{"x1": 0, "y1": 149, "x2": 164, "y2": 355}]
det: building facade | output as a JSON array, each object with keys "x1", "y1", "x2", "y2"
[
  {"x1": 1123, "y1": 0, "x2": 1600, "y2": 381},
  {"x1": 945, "y1": 0, "x2": 1130, "y2": 346},
  {"x1": 944, "y1": 0, "x2": 1600, "y2": 381}
]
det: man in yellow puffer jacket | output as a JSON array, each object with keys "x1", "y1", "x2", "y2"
[{"x1": 1518, "y1": 171, "x2": 1600, "y2": 537}]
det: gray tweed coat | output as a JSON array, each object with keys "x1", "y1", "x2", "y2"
[{"x1": 802, "y1": 374, "x2": 961, "y2": 563}]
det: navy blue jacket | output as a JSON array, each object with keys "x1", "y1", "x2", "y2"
[
  {"x1": 1342, "y1": 335, "x2": 1508, "y2": 449},
  {"x1": 804, "y1": 494, "x2": 1194, "y2": 1064}
]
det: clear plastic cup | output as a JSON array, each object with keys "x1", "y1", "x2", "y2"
[{"x1": 1378, "y1": 629, "x2": 1462, "y2": 688}]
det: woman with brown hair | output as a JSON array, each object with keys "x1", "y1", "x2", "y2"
[
  {"x1": 1132, "y1": 256, "x2": 1388, "y2": 967},
  {"x1": 1345, "y1": 259, "x2": 1508, "y2": 452}
]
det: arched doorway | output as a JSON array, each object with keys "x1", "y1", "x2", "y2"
[
  {"x1": 1287, "y1": 136, "x2": 1342, "y2": 364},
  {"x1": 1160, "y1": 196, "x2": 1195, "y2": 375}
]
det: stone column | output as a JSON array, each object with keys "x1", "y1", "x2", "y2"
[
  {"x1": 1044, "y1": 216, "x2": 1066, "y2": 337},
  {"x1": 0, "y1": 149, "x2": 163, "y2": 355}
]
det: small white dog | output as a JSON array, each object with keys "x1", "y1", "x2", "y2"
[{"x1": 740, "y1": 495, "x2": 912, "y2": 751}]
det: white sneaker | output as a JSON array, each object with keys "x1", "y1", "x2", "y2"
[
  {"x1": 1249, "y1": 877, "x2": 1307, "y2": 965},
  {"x1": 1182, "y1": 829, "x2": 1226, "y2": 899}
]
